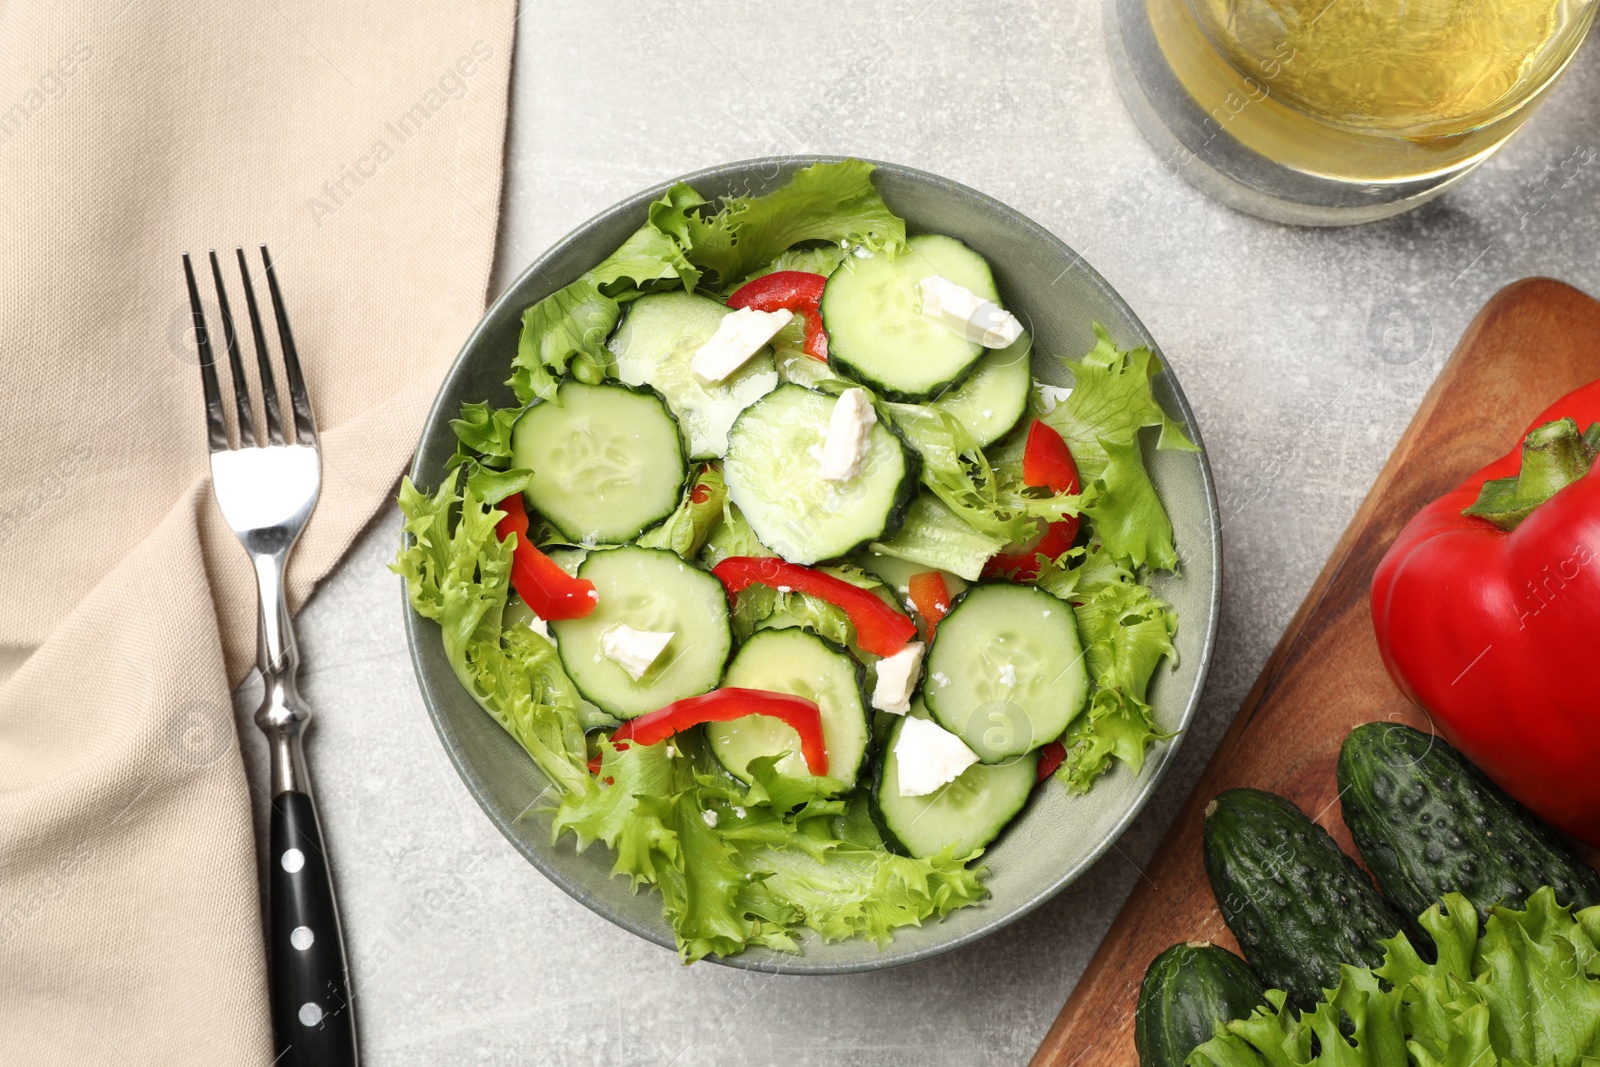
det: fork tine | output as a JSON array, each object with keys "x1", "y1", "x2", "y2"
[
  {"x1": 182, "y1": 253, "x2": 231, "y2": 453},
  {"x1": 207, "y1": 250, "x2": 255, "y2": 448},
  {"x1": 235, "y1": 247, "x2": 286, "y2": 445},
  {"x1": 260, "y1": 245, "x2": 318, "y2": 446}
]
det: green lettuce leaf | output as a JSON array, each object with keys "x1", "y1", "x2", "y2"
[
  {"x1": 1190, "y1": 889, "x2": 1600, "y2": 1067},
  {"x1": 509, "y1": 185, "x2": 703, "y2": 404},
  {"x1": 553, "y1": 743, "x2": 987, "y2": 962},
  {"x1": 448, "y1": 399, "x2": 524, "y2": 469},
  {"x1": 869, "y1": 493, "x2": 1008, "y2": 581},
  {"x1": 727, "y1": 243, "x2": 848, "y2": 293},
  {"x1": 1084, "y1": 438, "x2": 1178, "y2": 571},
  {"x1": 392, "y1": 476, "x2": 590, "y2": 796},
  {"x1": 669, "y1": 159, "x2": 907, "y2": 288},
  {"x1": 509, "y1": 278, "x2": 620, "y2": 403},
  {"x1": 1037, "y1": 544, "x2": 1177, "y2": 793},
  {"x1": 698, "y1": 500, "x2": 772, "y2": 568},
  {"x1": 1041, "y1": 325, "x2": 1196, "y2": 572},
  {"x1": 636, "y1": 464, "x2": 728, "y2": 557},
  {"x1": 1044, "y1": 325, "x2": 1196, "y2": 473}
]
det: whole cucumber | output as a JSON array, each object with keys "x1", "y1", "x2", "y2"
[
  {"x1": 1135, "y1": 942, "x2": 1265, "y2": 1067},
  {"x1": 1338, "y1": 722, "x2": 1600, "y2": 931},
  {"x1": 1203, "y1": 788, "x2": 1405, "y2": 1012}
]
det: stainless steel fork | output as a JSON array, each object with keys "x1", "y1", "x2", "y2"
[{"x1": 183, "y1": 247, "x2": 358, "y2": 1066}]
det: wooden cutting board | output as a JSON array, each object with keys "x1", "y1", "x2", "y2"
[{"x1": 1031, "y1": 278, "x2": 1600, "y2": 1067}]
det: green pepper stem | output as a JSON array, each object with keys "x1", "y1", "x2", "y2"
[{"x1": 1463, "y1": 417, "x2": 1598, "y2": 531}]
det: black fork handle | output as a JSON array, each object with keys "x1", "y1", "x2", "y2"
[{"x1": 270, "y1": 790, "x2": 358, "y2": 1065}]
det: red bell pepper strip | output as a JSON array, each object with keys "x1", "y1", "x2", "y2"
[
  {"x1": 1371, "y1": 376, "x2": 1600, "y2": 845},
  {"x1": 984, "y1": 421, "x2": 1083, "y2": 580},
  {"x1": 983, "y1": 521, "x2": 1079, "y2": 581},
  {"x1": 587, "y1": 688, "x2": 828, "y2": 775},
  {"x1": 495, "y1": 494, "x2": 597, "y2": 620},
  {"x1": 1022, "y1": 419, "x2": 1082, "y2": 494},
  {"x1": 906, "y1": 571, "x2": 952, "y2": 637},
  {"x1": 711, "y1": 556, "x2": 917, "y2": 657},
  {"x1": 727, "y1": 271, "x2": 830, "y2": 362},
  {"x1": 1036, "y1": 741, "x2": 1066, "y2": 782}
]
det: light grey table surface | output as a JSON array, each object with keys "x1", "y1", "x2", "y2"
[{"x1": 235, "y1": 4, "x2": 1600, "y2": 1064}]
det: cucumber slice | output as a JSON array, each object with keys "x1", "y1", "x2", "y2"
[
  {"x1": 923, "y1": 583, "x2": 1088, "y2": 762},
  {"x1": 821, "y1": 234, "x2": 1002, "y2": 402},
  {"x1": 724, "y1": 384, "x2": 918, "y2": 564},
  {"x1": 888, "y1": 332, "x2": 1032, "y2": 451},
  {"x1": 549, "y1": 546, "x2": 731, "y2": 719},
  {"x1": 705, "y1": 628, "x2": 870, "y2": 791},
  {"x1": 512, "y1": 381, "x2": 686, "y2": 545},
  {"x1": 872, "y1": 703, "x2": 1038, "y2": 859},
  {"x1": 609, "y1": 291, "x2": 779, "y2": 459}
]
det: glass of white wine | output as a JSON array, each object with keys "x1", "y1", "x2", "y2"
[{"x1": 1108, "y1": 0, "x2": 1598, "y2": 224}]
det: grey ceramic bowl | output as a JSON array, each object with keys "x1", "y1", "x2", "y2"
[{"x1": 404, "y1": 156, "x2": 1220, "y2": 973}]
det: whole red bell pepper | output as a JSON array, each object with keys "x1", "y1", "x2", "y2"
[
  {"x1": 587, "y1": 688, "x2": 828, "y2": 776},
  {"x1": 984, "y1": 420, "x2": 1082, "y2": 581},
  {"x1": 1372, "y1": 377, "x2": 1600, "y2": 844},
  {"x1": 495, "y1": 494, "x2": 597, "y2": 620},
  {"x1": 726, "y1": 271, "x2": 829, "y2": 361},
  {"x1": 711, "y1": 556, "x2": 917, "y2": 657}
]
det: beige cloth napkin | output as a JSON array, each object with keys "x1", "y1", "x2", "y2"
[{"x1": 0, "y1": 1, "x2": 513, "y2": 1060}]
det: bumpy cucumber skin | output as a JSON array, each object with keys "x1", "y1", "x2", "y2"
[
  {"x1": 1203, "y1": 788, "x2": 1406, "y2": 1013},
  {"x1": 1134, "y1": 943, "x2": 1265, "y2": 1067},
  {"x1": 1338, "y1": 722, "x2": 1600, "y2": 931}
]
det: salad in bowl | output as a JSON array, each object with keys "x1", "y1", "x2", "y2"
[{"x1": 397, "y1": 160, "x2": 1200, "y2": 963}]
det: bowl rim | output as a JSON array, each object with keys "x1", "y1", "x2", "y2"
[{"x1": 403, "y1": 154, "x2": 1222, "y2": 974}]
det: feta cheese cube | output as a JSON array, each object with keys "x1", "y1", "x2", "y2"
[
  {"x1": 895, "y1": 716, "x2": 980, "y2": 797},
  {"x1": 917, "y1": 275, "x2": 1023, "y2": 348},
  {"x1": 871, "y1": 641, "x2": 925, "y2": 715},
  {"x1": 817, "y1": 387, "x2": 877, "y2": 482},
  {"x1": 600, "y1": 624, "x2": 674, "y2": 680},
  {"x1": 690, "y1": 307, "x2": 793, "y2": 384}
]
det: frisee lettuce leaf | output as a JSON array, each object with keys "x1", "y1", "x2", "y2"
[
  {"x1": 1190, "y1": 888, "x2": 1600, "y2": 1067},
  {"x1": 868, "y1": 492, "x2": 1007, "y2": 581},
  {"x1": 663, "y1": 159, "x2": 907, "y2": 288},
  {"x1": 886, "y1": 403, "x2": 1037, "y2": 545},
  {"x1": 392, "y1": 476, "x2": 590, "y2": 797},
  {"x1": 557, "y1": 743, "x2": 984, "y2": 962},
  {"x1": 1086, "y1": 439, "x2": 1178, "y2": 572},
  {"x1": 698, "y1": 500, "x2": 771, "y2": 569},
  {"x1": 728, "y1": 243, "x2": 848, "y2": 293},
  {"x1": 636, "y1": 464, "x2": 728, "y2": 558},
  {"x1": 509, "y1": 185, "x2": 704, "y2": 404},
  {"x1": 395, "y1": 475, "x2": 988, "y2": 962},
  {"x1": 448, "y1": 400, "x2": 523, "y2": 469},
  {"x1": 1037, "y1": 544, "x2": 1177, "y2": 793},
  {"x1": 1042, "y1": 325, "x2": 1197, "y2": 571}
]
